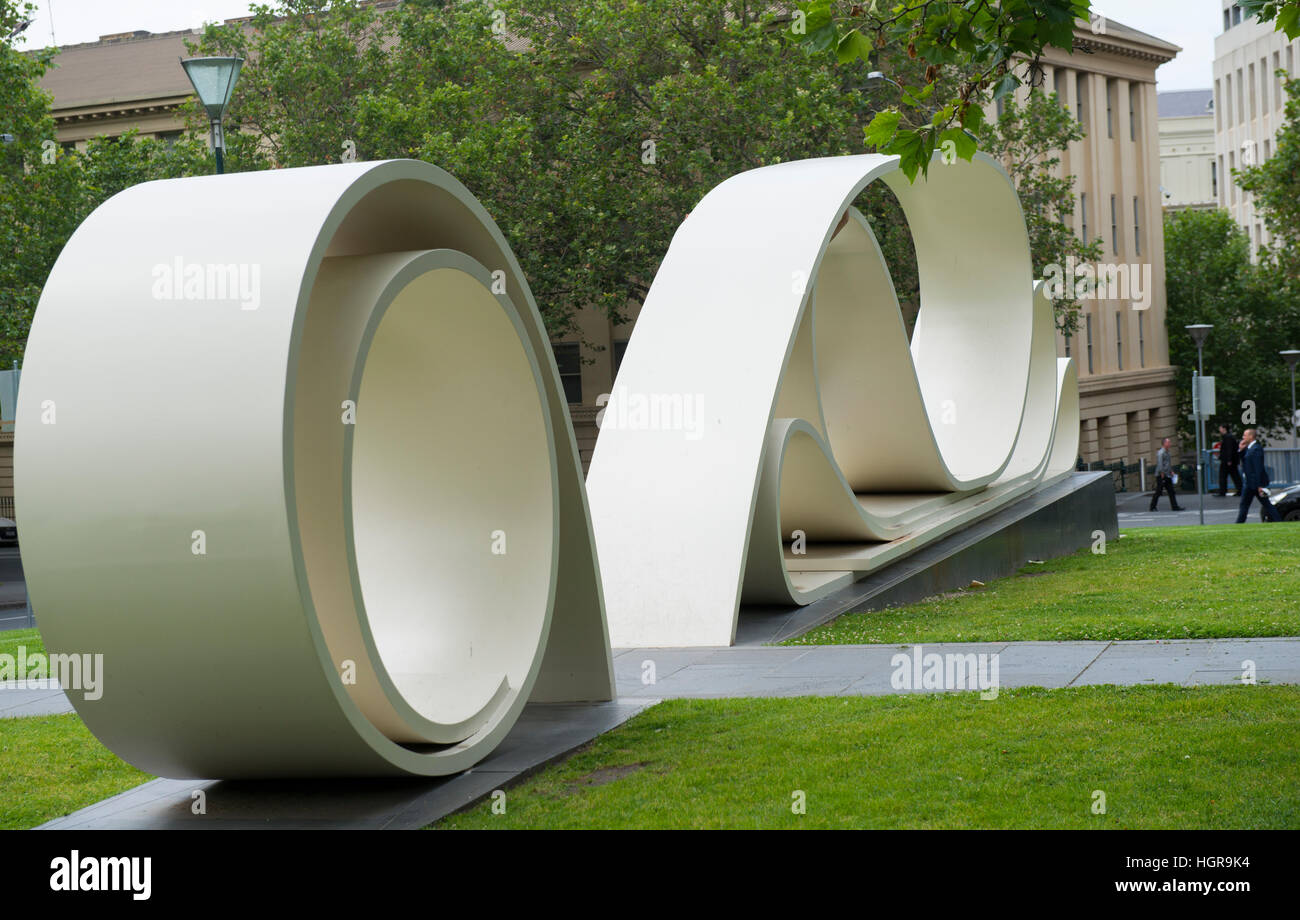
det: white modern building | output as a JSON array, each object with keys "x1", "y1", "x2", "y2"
[
  {"x1": 1213, "y1": 1, "x2": 1300, "y2": 258},
  {"x1": 1158, "y1": 89, "x2": 1217, "y2": 209}
]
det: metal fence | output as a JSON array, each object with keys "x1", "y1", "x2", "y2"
[
  {"x1": 1204, "y1": 447, "x2": 1300, "y2": 491},
  {"x1": 1078, "y1": 447, "x2": 1300, "y2": 493}
]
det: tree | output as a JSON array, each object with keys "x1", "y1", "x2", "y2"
[
  {"x1": 0, "y1": 0, "x2": 210, "y2": 365},
  {"x1": 1240, "y1": 0, "x2": 1300, "y2": 39},
  {"x1": 1163, "y1": 209, "x2": 1298, "y2": 442},
  {"x1": 792, "y1": 0, "x2": 1092, "y2": 179},
  {"x1": 193, "y1": 0, "x2": 878, "y2": 340},
  {"x1": 194, "y1": 0, "x2": 1100, "y2": 348},
  {"x1": 1237, "y1": 75, "x2": 1300, "y2": 291},
  {"x1": 0, "y1": 1, "x2": 85, "y2": 365}
]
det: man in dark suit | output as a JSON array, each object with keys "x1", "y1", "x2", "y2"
[
  {"x1": 1216, "y1": 423, "x2": 1242, "y2": 496},
  {"x1": 1236, "y1": 429, "x2": 1281, "y2": 523}
]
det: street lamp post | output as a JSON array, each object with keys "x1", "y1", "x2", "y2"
[
  {"x1": 1186, "y1": 324, "x2": 1213, "y2": 525},
  {"x1": 180, "y1": 56, "x2": 243, "y2": 175},
  {"x1": 1282, "y1": 350, "x2": 1300, "y2": 452}
]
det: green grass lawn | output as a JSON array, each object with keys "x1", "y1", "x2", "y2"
[
  {"x1": 0, "y1": 713, "x2": 151, "y2": 829},
  {"x1": 0, "y1": 627, "x2": 45, "y2": 659},
  {"x1": 790, "y1": 525, "x2": 1300, "y2": 645},
  {"x1": 437, "y1": 685, "x2": 1300, "y2": 829}
]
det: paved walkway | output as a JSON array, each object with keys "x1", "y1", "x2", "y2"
[
  {"x1": 9, "y1": 638, "x2": 1296, "y2": 724},
  {"x1": 611, "y1": 637, "x2": 1299, "y2": 698}
]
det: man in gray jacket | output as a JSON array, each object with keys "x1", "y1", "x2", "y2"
[{"x1": 1149, "y1": 437, "x2": 1183, "y2": 511}]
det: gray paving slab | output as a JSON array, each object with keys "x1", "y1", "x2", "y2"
[
  {"x1": 1186, "y1": 669, "x2": 1300, "y2": 686},
  {"x1": 611, "y1": 648, "x2": 712, "y2": 685},
  {"x1": 766, "y1": 645, "x2": 898, "y2": 679},
  {"x1": 37, "y1": 698, "x2": 655, "y2": 830},
  {"x1": 614, "y1": 638, "x2": 1300, "y2": 699},
  {"x1": 0, "y1": 686, "x2": 75, "y2": 718},
  {"x1": 750, "y1": 676, "x2": 858, "y2": 696}
]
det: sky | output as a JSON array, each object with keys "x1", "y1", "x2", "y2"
[{"x1": 13, "y1": 0, "x2": 1225, "y2": 92}]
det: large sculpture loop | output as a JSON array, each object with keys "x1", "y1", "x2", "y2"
[
  {"x1": 587, "y1": 153, "x2": 1079, "y2": 648},
  {"x1": 17, "y1": 160, "x2": 614, "y2": 777}
]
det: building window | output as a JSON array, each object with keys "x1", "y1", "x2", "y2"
[
  {"x1": 1085, "y1": 314, "x2": 1094, "y2": 374},
  {"x1": 1133, "y1": 196, "x2": 1141, "y2": 257},
  {"x1": 1116, "y1": 310, "x2": 1123, "y2": 371},
  {"x1": 1129, "y1": 84, "x2": 1138, "y2": 141},
  {"x1": 1054, "y1": 67, "x2": 1067, "y2": 108},
  {"x1": 1233, "y1": 4, "x2": 1242, "y2": 26},
  {"x1": 1276, "y1": 52, "x2": 1284, "y2": 102},
  {"x1": 1212, "y1": 159, "x2": 1218, "y2": 198},
  {"x1": 1224, "y1": 8, "x2": 1232, "y2": 31},
  {"x1": 1138, "y1": 311, "x2": 1145, "y2": 368},
  {"x1": 1081, "y1": 193, "x2": 1089, "y2": 242},
  {"x1": 1110, "y1": 194, "x2": 1119, "y2": 255},
  {"x1": 553, "y1": 342, "x2": 582, "y2": 404},
  {"x1": 1106, "y1": 79, "x2": 1115, "y2": 138},
  {"x1": 1249, "y1": 63, "x2": 1257, "y2": 119},
  {"x1": 612, "y1": 339, "x2": 629, "y2": 375},
  {"x1": 1261, "y1": 57, "x2": 1270, "y2": 111},
  {"x1": 1289, "y1": 46, "x2": 1295, "y2": 81},
  {"x1": 1229, "y1": 152, "x2": 1236, "y2": 204},
  {"x1": 1064, "y1": 332, "x2": 1071, "y2": 358},
  {"x1": 1215, "y1": 79, "x2": 1223, "y2": 131},
  {"x1": 1075, "y1": 73, "x2": 1088, "y2": 126},
  {"x1": 1237, "y1": 67, "x2": 1245, "y2": 123},
  {"x1": 1265, "y1": 139, "x2": 1272, "y2": 161}
]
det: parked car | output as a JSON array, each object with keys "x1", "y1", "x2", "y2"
[
  {"x1": 1262, "y1": 484, "x2": 1300, "y2": 522},
  {"x1": 0, "y1": 517, "x2": 15, "y2": 544}
]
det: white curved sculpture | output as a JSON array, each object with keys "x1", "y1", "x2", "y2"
[
  {"x1": 16, "y1": 160, "x2": 614, "y2": 777},
  {"x1": 587, "y1": 153, "x2": 1079, "y2": 648}
]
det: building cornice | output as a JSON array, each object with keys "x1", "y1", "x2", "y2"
[
  {"x1": 52, "y1": 95, "x2": 188, "y2": 125},
  {"x1": 1079, "y1": 365, "x2": 1178, "y2": 396}
]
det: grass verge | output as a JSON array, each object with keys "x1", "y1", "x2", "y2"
[
  {"x1": 0, "y1": 627, "x2": 45, "y2": 659},
  {"x1": 0, "y1": 713, "x2": 150, "y2": 829},
  {"x1": 436, "y1": 685, "x2": 1300, "y2": 829},
  {"x1": 789, "y1": 525, "x2": 1300, "y2": 645}
]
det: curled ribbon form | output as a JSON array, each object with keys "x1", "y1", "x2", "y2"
[
  {"x1": 17, "y1": 161, "x2": 613, "y2": 777},
  {"x1": 588, "y1": 153, "x2": 1079, "y2": 648}
]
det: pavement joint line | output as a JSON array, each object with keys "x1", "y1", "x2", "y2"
[{"x1": 1066, "y1": 640, "x2": 1115, "y2": 687}]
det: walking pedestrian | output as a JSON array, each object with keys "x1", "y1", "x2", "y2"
[
  {"x1": 1149, "y1": 437, "x2": 1183, "y2": 511},
  {"x1": 1216, "y1": 423, "x2": 1242, "y2": 496},
  {"x1": 1236, "y1": 429, "x2": 1281, "y2": 523}
]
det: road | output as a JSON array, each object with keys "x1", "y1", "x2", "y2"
[
  {"x1": 1116, "y1": 489, "x2": 1289, "y2": 528},
  {"x1": 0, "y1": 546, "x2": 31, "y2": 631}
]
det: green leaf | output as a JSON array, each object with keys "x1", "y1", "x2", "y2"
[
  {"x1": 939, "y1": 127, "x2": 978, "y2": 162},
  {"x1": 993, "y1": 72, "x2": 1021, "y2": 101},
  {"x1": 863, "y1": 110, "x2": 902, "y2": 149},
  {"x1": 835, "y1": 29, "x2": 873, "y2": 65}
]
